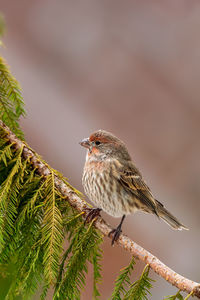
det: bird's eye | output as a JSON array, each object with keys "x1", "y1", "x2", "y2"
[{"x1": 95, "y1": 141, "x2": 101, "y2": 146}]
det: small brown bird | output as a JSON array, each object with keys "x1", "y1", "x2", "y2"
[{"x1": 80, "y1": 130, "x2": 188, "y2": 245}]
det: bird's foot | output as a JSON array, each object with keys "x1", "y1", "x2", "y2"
[
  {"x1": 84, "y1": 208, "x2": 102, "y2": 224},
  {"x1": 108, "y1": 215, "x2": 125, "y2": 245},
  {"x1": 108, "y1": 225, "x2": 122, "y2": 246}
]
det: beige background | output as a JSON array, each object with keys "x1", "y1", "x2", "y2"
[{"x1": 1, "y1": 1, "x2": 200, "y2": 299}]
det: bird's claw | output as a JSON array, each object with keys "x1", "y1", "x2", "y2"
[
  {"x1": 84, "y1": 208, "x2": 102, "y2": 224},
  {"x1": 108, "y1": 227, "x2": 122, "y2": 246}
]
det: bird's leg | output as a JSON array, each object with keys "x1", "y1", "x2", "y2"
[
  {"x1": 109, "y1": 215, "x2": 126, "y2": 245},
  {"x1": 84, "y1": 208, "x2": 102, "y2": 224}
]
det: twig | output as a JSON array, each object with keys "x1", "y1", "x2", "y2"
[{"x1": 1, "y1": 120, "x2": 200, "y2": 298}]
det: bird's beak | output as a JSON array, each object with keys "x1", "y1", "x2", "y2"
[{"x1": 79, "y1": 137, "x2": 90, "y2": 149}]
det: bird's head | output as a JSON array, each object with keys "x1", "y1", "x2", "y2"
[{"x1": 80, "y1": 130, "x2": 131, "y2": 161}]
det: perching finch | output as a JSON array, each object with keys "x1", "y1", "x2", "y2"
[{"x1": 80, "y1": 130, "x2": 188, "y2": 245}]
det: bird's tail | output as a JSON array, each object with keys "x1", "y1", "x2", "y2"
[{"x1": 156, "y1": 200, "x2": 188, "y2": 230}]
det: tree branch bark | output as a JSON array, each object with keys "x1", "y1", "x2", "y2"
[{"x1": 1, "y1": 120, "x2": 200, "y2": 298}]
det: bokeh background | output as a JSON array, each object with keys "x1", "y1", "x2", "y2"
[{"x1": 1, "y1": 1, "x2": 200, "y2": 299}]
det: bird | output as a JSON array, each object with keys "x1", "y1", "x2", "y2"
[{"x1": 80, "y1": 130, "x2": 188, "y2": 245}]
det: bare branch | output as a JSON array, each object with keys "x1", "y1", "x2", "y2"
[{"x1": 1, "y1": 120, "x2": 199, "y2": 298}]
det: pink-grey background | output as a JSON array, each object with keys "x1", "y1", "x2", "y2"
[{"x1": 1, "y1": 1, "x2": 200, "y2": 299}]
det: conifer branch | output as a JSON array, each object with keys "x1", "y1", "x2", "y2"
[
  {"x1": 111, "y1": 256, "x2": 135, "y2": 299},
  {"x1": 0, "y1": 120, "x2": 200, "y2": 298},
  {"x1": 123, "y1": 264, "x2": 154, "y2": 299},
  {"x1": 0, "y1": 56, "x2": 25, "y2": 139}
]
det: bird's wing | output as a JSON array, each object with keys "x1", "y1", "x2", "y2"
[{"x1": 118, "y1": 164, "x2": 158, "y2": 215}]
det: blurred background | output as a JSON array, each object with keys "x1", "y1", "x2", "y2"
[{"x1": 1, "y1": 0, "x2": 200, "y2": 299}]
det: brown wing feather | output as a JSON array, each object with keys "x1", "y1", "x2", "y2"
[{"x1": 118, "y1": 164, "x2": 158, "y2": 215}]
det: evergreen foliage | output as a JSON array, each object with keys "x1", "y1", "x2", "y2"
[
  {"x1": 164, "y1": 291, "x2": 184, "y2": 300},
  {"x1": 164, "y1": 290, "x2": 194, "y2": 300},
  {"x1": 54, "y1": 221, "x2": 103, "y2": 300},
  {"x1": 123, "y1": 264, "x2": 154, "y2": 299},
  {"x1": 92, "y1": 240, "x2": 102, "y2": 299},
  {"x1": 0, "y1": 55, "x2": 25, "y2": 139},
  {"x1": 111, "y1": 260, "x2": 155, "y2": 300},
  {"x1": 0, "y1": 125, "x2": 103, "y2": 299},
  {"x1": 110, "y1": 256, "x2": 135, "y2": 299}
]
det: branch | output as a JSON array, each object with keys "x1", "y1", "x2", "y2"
[{"x1": 1, "y1": 120, "x2": 200, "y2": 298}]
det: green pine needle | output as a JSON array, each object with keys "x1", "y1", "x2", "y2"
[
  {"x1": 110, "y1": 256, "x2": 136, "y2": 300},
  {"x1": 0, "y1": 56, "x2": 25, "y2": 138},
  {"x1": 92, "y1": 241, "x2": 103, "y2": 299},
  {"x1": 163, "y1": 290, "x2": 186, "y2": 300},
  {"x1": 0, "y1": 146, "x2": 24, "y2": 246},
  {"x1": 124, "y1": 264, "x2": 154, "y2": 300},
  {"x1": 54, "y1": 222, "x2": 102, "y2": 300},
  {"x1": 42, "y1": 173, "x2": 64, "y2": 285},
  {"x1": 0, "y1": 142, "x2": 14, "y2": 166}
]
